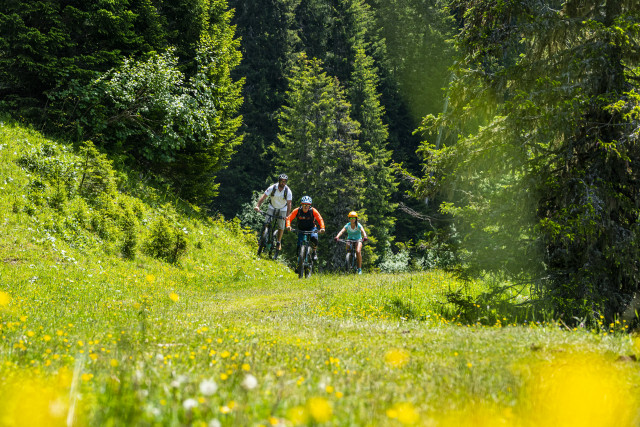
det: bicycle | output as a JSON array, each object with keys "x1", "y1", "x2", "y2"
[
  {"x1": 291, "y1": 229, "x2": 316, "y2": 279},
  {"x1": 336, "y1": 238, "x2": 364, "y2": 274},
  {"x1": 257, "y1": 211, "x2": 286, "y2": 259}
]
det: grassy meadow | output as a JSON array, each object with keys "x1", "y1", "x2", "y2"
[{"x1": 1, "y1": 121, "x2": 640, "y2": 426}]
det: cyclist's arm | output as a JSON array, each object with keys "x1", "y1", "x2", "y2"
[
  {"x1": 359, "y1": 223, "x2": 367, "y2": 239},
  {"x1": 313, "y1": 209, "x2": 326, "y2": 231},
  {"x1": 285, "y1": 208, "x2": 298, "y2": 229},
  {"x1": 255, "y1": 193, "x2": 268, "y2": 210},
  {"x1": 358, "y1": 223, "x2": 368, "y2": 240},
  {"x1": 335, "y1": 228, "x2": 345, "y2": 239}
]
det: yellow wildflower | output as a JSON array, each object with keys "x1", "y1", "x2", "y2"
[
  {"x1": 0, "y1": 291, "x2": 11, "y2": 307},
  {"x1": 306, "y1": 397, "x2": 332, "y2": 423},
  {"x1": 385, "y1": 348, "x2": 410, "y2": 368},
  {"x1": 287, "y1": 406, "x2": 309, "y2": 425}
]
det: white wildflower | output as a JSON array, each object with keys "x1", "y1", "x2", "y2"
[
  {"x1": 241, "y1": 374, "x2": 258, "y2": 390},
  {"x1": 199, "y1": 379, "x2": 218, "y2": 396},
  {"x1": 183, "y1": 398, "x2": 198, "y2": 411}
]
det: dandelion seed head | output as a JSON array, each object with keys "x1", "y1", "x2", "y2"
[
  {"x1": 183, "y1": 398, "x2": 198, "y2": 410},
  {"x1": 199, "y1": 379, "x2": 218, "y2": 396},
  {"x1": 242, "y1": 374, "x2": 258, "y2": 390}
]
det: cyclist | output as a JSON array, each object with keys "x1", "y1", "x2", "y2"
[
  {"x1": 254, "y1": 174, "x2": 292, "y2": 251},
  {"x1": 334, "y1": 211, "x2": 368, "y2": 274},
  {"x1": 286, "y1": 196, "x2": 325, "y2": 260}
]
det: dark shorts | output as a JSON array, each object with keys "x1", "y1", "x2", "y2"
[{"x1": 297, "y1": 227, "x2": 318, "y2": 246}]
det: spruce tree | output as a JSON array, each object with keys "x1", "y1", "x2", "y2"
[
  {"x1": 419, "y1": 0, "x2": 640, "y2": 322},
  {"x1": 278, "y1": 53, "x2": 368, "y2": 268},
  {"x1": 348, "y1": 47, "x2": 397, "y2": 260},
  {"x1": 213, "y1": 0, "x2": 300, "y2": 217}
]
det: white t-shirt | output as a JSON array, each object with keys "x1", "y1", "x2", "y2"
[{"x1": 264, "y1": 184, "x2": 292, "y2": 210}]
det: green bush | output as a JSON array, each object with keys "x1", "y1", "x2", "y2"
[
  {"x1": 144, "y1": 216, "x2": 187, "y2": 263},
  {"x1": 120, "y1": 206, "x2": 139, "y2": 260},
  {"x1": 379, "y1": 248, "x2": 411, "y2": 273}
]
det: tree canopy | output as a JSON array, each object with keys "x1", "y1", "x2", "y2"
[
  {"x1": 418, "y1": 0, "x2": 640, "y2": 322},
  {"x1": 0, "y1": 0, "x2": 244, "y2": 205}
]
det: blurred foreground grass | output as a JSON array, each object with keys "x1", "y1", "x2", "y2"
[{"x1": 1, "y1": 121, "x2": 639, "y2": 426}]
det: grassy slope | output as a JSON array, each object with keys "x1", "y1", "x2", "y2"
[{"x1": 1, "y1": 121, "x2": 639, "y2": 426}]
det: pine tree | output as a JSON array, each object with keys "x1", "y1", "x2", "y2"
[
  {"x1": 419, "y1": 0, "x2": 640, "y2": 322},
  {"x1": 348, "y1": 47, "x2": 397, "y2": 260},
  {"x1": 278, "y1": 53, "x2": 368, "y2": 268},
  {"x1": 213, "y1": 0, "x2": 300, "y2": 217}
]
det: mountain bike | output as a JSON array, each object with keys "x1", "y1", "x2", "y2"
[
  {"x1": 291, "y1": 229, "x2": 316, "y2": 279},
  {"x1": 336, "y1": 238, "x2": 364, "y2": 274},
  {"x1": 257, "y1": 211, "x2": 285, "y2": 259}
]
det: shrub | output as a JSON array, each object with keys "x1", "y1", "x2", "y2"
[
  {"x1": 76, "y1": 141, "x2": 117, "y2": 203},
  {"x1": 144, "y1": 216, "x2": 187, "y2": 263},
  {"x1": 120, "y1": 206, "x2": 139, "y2": 260},
  {"x1": 379, "y1": 248, "x2": 411, "y2": 273}
]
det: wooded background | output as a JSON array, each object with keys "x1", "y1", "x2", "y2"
[{"x1": 2, "y1": 0, "x2": 639, "y2": 322}]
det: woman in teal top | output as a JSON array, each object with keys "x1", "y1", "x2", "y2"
[{"x1": 334, "y1": 211, "x2": 368, "y2": 274}]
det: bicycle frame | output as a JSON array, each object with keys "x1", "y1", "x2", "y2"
[
  {"x1": 336, "y1": 238, "x2": 363, "y2": 274},
  {"x1": 257, "y1": 211, "x2": 285, "y2": 259},
  {"x1": 291, "y1": 229, "x2": 315, "y2": 279}
]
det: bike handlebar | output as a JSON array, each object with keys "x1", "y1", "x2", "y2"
[
  {"x1": 335, "y1": 238, "x2": 366, "y2": 244},
  {"x1": 260, "y1": 211, "x2": 286, "y2": 220},
  {"x1": 289, "y1": 229, "x2": 316, "y2": 234}
]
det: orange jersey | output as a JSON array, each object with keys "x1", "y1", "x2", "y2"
[{"x1": 286, "y1": 207, "x2": 325, "y2": 230}]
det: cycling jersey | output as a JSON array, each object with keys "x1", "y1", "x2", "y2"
[
  {"x1": 344, "y1": 222, "x2": 365, "y2": 240},
  {"x1": 286, "y1": 207, "x2": 325, "y2": 231}
]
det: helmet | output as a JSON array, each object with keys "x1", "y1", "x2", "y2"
[
  {"x1": 278, "y1": 173, "x2": 288, "y2": 181},
  {"x1": 348, "y1": 211, "x2": 358, "y2": 218},
  {"x1": 301, "y1": 195, "x2": 312, "y2": 205}
]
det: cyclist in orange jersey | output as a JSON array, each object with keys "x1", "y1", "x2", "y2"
[{"x1": 286, "y1": 195, "x2": 325, "y2": 260}]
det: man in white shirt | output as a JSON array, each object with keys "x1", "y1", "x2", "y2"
[{"x1": 254, "y1": 174, "x2": 292, "y2": 250}]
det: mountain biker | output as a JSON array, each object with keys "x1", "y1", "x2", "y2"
[
  {"x1": 334, "y1": 211, "x2": 368, "y2": 274},
  {"x1": 254, "y1": 174, "x2": 292, "y2": 251},
  {"x1": 286, "y1": 196, "x2": 325, "y2": 260}
]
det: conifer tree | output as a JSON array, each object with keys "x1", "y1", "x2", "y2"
[
  {"x1": 278, "y1": 53, "x2": 368, "y2": 268},
  {"x1": 419, "y1": 0, "x2": 640, "y2": 322},
  {"x1": 348, "y1": 47, "x2": 397, "y2": 259},
  {"x1": 213, "y1": 0, "x2": 300, "y2": 216}
]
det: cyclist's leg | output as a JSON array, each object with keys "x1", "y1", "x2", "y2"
[
  {"x1": 275, "y1": 207, "x2": 287, "y2": 249},
  {"x1": 310, "y1": 227, "x2": 319, "y2": 259},
  {"x1": 265, "y1": 206, "x2": 276, "y2": 227},
  {"x1": 356, "y1": 241, "x2": 363, "y2": 268}
]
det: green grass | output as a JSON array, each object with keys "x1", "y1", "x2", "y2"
[{"x1": 1, "y1": 121, "x2": 640, "y2": 426}]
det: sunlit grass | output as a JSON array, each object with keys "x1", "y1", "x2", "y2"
[{"x1": 1, "y1": 121, "x2": 640, "y2": 425}]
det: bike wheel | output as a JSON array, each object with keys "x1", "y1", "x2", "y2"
[
  {"x1": 345, "y1": 253, "x2": 352, "y2": 273},
  {"x1": 349, "y1": 251, "x2": 357, "y2": 274},
  {"x1": 270, "y1": 230, "x2": 280, "y2": 259},
  {"x1": 306, "y1": 255, "x2": 313, "y2": 278},
  {"x1": 298, "y1": 245, "x2": 307, "y2": 278},
  {"x1": 257, "y1": 225, "x2": 269, "y2": 256}
]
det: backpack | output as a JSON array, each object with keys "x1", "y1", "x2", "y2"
[{"x1": 269, "y1": 184, "x2": 288, "y2": 200}]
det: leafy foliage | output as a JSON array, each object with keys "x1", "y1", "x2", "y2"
[
  {"x1": 0, "y1": 0, "x2": 244, "y2": 206},
  {"x1": 418, "y1": 0, "x2": 640, "y2": 322}
]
